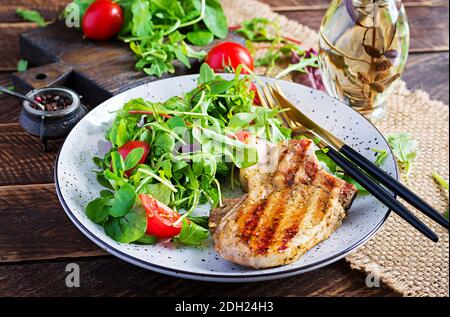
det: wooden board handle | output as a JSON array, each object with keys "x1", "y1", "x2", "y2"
[{"x1": 12, "y1": 63, "x2": 73, "y2": 94}]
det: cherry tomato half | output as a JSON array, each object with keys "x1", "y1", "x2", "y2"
[
  {"x1": 82, "y1": 0, "x2": 124, "y2": 40},
  {"x1": 140, "y1": 194, "x2": 182, "y2": 239},
  {"x1": 230, "y1": 131, "x2": 252, "y2": 144},
  {"x1": 205, "y1": 42, "x2": 254, "y2": 74},
  {"x1": 117, "y1": 140, "x2": 150, "y2": 177}
]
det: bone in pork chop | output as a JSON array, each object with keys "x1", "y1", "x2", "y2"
[{"x1": 210, "y1": 138, "x2": 358, "y2": 269}]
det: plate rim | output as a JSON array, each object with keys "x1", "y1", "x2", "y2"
[{"x1": 54, "y1": 75, "x2": 398, "y2": 282}]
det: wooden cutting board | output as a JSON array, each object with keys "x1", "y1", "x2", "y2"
[{"x1": 12, "y1": 20, "x2": 244, "y2": 107}]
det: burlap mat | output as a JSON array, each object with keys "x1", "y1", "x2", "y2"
[{"x1": 222, "y1": 0, "x2": 449, "y2": 297}]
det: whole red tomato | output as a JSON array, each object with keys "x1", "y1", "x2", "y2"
[
  {"x1": 82, "y1": 0, "x2": 123, "y2": 40},
  {"x1": 205, "y1": 42, "x2": 254, "y2": 74}
]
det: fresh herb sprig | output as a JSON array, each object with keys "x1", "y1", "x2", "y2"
[
  {"x1": 235, "y1": 18, "x2": 318, "y2": 77},
  {"x1": 16, "y1": 8, "x2": 46, "y2": 27},
  {"x1": 387, "y1": 133, "x2": 417, "y2": 177},
  {"x1": 17, "y1": 59, "x2": 29, "y2": 72},
  {"x1": 432, "y1": 172, "x2": 449, "y2": 220}
]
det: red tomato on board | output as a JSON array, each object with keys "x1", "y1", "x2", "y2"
[
  {"x1": 82, "y1": 0, "x2": 124, "y2": 40},
  {"x1": 205, "y1": 42, "x2": 254, "y2": 74},
  {"x1": 140, "y1": 194, "x2": 183, "y2": 239},
  {"x1": 117, "y1": 140, "x2": 150, "y2": 177}
]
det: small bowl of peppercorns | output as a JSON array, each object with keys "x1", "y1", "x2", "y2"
[{"x1": 19, "y1": 87, "x2": 88, "y2": 150}]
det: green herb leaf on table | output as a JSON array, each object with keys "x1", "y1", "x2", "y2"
[
  {"x1": 17, "y1": 59, "x2": 28, "y2": 72},
  {"x1": 387, "y1": 133, "x2": 417, "y2": 176},
  {"x1": 236, "y1": 18, "x2": 317, "y2": 76},
  {"x1": 275, "y1": 55, "x2": 319, "y2": 79},
  {"x1": 432, "y1": 172, "x2": 449, "y2": 191},
  {"x1": 431, "y1": 172, "x2": 449, "y2": 220},
  {"x1": 16, "y1": 9, "x2": 46, "y2": 27},
  {"x1": 370, "y1": 148, "x2": 388, "y2": 167}
]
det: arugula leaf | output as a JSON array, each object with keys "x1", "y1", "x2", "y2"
[
  {"x1": 110, "y1": 183, "x2": 136, "y2": 217},
  {"x1": 387, "y1": 133, "x2": 417, "y2": 176},
  {"x1": 110, "y1": 151, "x2": 125, "y2": 177},
  {"x1": 198, "y1": 63, "x2": 216, "y2": 84},
  {"x1": 17, "y1": 59, "x2": 28, "y2": 72},
  {"x1": 152, "y1": 132, "x2": 175, "y2": 156},
  {"x1": 275, "y1": 55, "x2": 319, "y2": 79},
  {"x1": 131, "y1": 0, "x2": 153, "y2": 37},
  {"x1": 124, "y1": 148, "x2": 145, "y2": 171},
  {"x1": 104, "y1": 205, "x2": 147, "y2": 243},
  {"x1": 194, "y1": 0, "x2": 228, "y2": 39},
  {"x1": 175, "y1": 219, "x2": 209, "y2": 247},
  {"x1": 315, "y1": 150, "x2": 337, "y2": 173},
  {"x1": 136, "y1": 234, "x2": 158, "y2": 245},
  {"x1": 109, "y1": 119, "x2": 129, "y2": 148},
  {"x1": 16, "y1": 9, "x2": 46, "y2": 27},
  {"x1": 187, "y1": 215, "x2": 209, "y2": 229},
  {"x1": 187, "y1": 29, "x2": 214, "y2": 46}
]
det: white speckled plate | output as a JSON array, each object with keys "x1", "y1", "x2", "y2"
[{"x1": 55, "y1": 74, "x2": 397, "y2": 282}]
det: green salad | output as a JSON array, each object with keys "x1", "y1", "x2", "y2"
[{"x1": 86, "y1": 64, "x2": 290, "y2": 247}]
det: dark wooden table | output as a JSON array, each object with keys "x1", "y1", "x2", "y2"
[{"x1": 0, "y1": 0, "x2": 448, "y2": 297}]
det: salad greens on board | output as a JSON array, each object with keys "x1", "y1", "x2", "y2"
[
  {"x1": 62, "y1": 2, "x2": 320, "y2": 78},
  {"x1": 65, "y1": 0, "x2": 228, "y2": 77},
  {"x1": 234, "y1": 18, "x2": 319, "y2": 77}
]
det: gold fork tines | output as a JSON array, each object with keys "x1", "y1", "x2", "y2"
[
  {"x1": 258, "y1": 84, "x2": 309, "y2": 137},
  {"x1": 268, "y1": 83, "x2": 345, "y2": 149}
]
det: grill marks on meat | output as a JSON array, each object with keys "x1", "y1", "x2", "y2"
[{"x1": 211, "y1": 138, "x2": 358, "y2": 268}]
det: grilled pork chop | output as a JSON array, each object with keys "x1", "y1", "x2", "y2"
[{"x1": 210, "y1": 138, "x2": 357, "y2": 268}]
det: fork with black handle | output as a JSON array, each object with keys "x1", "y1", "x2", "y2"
[
  {"x1": 269, "y1": 83, "x2": 448, "y2": 231},
  {"x1": 258, "y1": 83, "x2": 442, "y2": 242}
]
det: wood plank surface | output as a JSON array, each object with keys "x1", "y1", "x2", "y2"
[
  {"x1": 0, "y1": 183, "x2": 106, "y2": 262},
  {"x1": 0, "y1": 123, "x2": 59, "y2": 185},
  {"x1": 0, "y1": 257, "x2": 399, "y2": 296}
]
